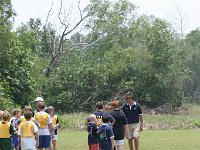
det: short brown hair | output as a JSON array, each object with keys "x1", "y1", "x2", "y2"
[
  {"x1": 48, "y1": 106, "x2": 54, "y2": 110},
  {"x1": 3, "y1": 111, "x2": 10, "y2": 121},
  {"x1": 24, "y1": 111, "x2": 32, "y2": 120},
  {"x1": 125, "y1": 92, "x2": 135, "y2": 100},
  {"x1": 96, "y1": 102, "x2": 103, "y2": 110},
  {"x1": 24, "y1": 105, "x2": 32, "y2": 111},
  {"x1": 12, "y1": 109, "x2": 21, "y2": 116}
]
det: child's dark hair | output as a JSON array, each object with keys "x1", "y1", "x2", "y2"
[
  {"x1": 102, "y1": 115, "x2": 109, "y2": 123},
  {"x1": 24, "y1": 111, "x2": 32, "y2": 120},
  {"x1": 96, "y1": 102, "x2": 103, "y2": 110}
]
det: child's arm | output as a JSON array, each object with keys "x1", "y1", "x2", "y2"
[
  {"x1": 33, "y1": 123, "x2": 39, "y2": 147},
  {"x1": 123, "y1": 124, "x2": 128, "y2": 137},
  {"x1": 47, "y1": 114, "x2": 53, "y2": 137},
  {"x1": 48, "y1": 123, "x2": 53, "y2": 137},
  {"x1": 108, "y1": 127, "x2": 114, "y2": 150},
  {"x1": 34, "y1": 132, "x2": 39, "y2": 147},
  {"x1": 17, "y1": 127, "x2": 21, "y2": 143}
]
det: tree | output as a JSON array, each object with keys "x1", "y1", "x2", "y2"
[
  {"x1": 0, "y1": 0, "x2": 35, "y2": 107},
  {"x1": 184, "y1": 28, "x2": 200, "y2": 100},
  {"x1": 130, "y1": 16, "x2": 187, "y2": 107}
]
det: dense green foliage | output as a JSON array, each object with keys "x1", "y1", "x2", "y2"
[
  {"x1": 0, "y1": 0, "x2": 35, "y2": 109},
  {"x1": 1, "y1": 0, "x2": 200, "y2": 112}
]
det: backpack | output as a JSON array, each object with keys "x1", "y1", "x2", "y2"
[{"x1": 99, "y1": 128, "x2": 108, "y2": 142}]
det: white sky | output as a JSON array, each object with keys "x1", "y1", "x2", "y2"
[{"x1": 12, "y1": 0, "x2": 200, "y2": 34}]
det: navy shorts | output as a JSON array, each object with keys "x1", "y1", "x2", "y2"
[
  {"x1": 11, "y1": 137, "x2": 20, "y2": 147},
  {"x1": 38, "y1": 135, "x2": 51, "y2": 149}
]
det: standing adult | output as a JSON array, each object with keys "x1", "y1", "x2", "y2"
[
  {"x1": 122, "y1": 92, "x2": 143, "y2": 150},
  {"x1": 34, "y1": 97, "x2": 50, "y2": 115},
  {"x1": 110, "y1": 100, "x2": 127, "y2": 150}
]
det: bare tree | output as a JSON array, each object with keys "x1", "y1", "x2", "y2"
[
  {"x1": 166, "y1": 2, "x2": 189, "y2": 37},
  {"x1": 42, "y1": 0, "x2": 91, "y2": 77}
]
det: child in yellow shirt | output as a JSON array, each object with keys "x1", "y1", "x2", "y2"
[
  {"x1": 49, "y1": 106, "x2": 60, "y2": 150},
  {"x1": 34, "y1": 102, "x2": 52, "y2": 150},
  {"x1": 0, "y1": 111, "x2": 16, "y2": 150},
  {"x1": 18, "y1": 111, "x2": 39, "y2": 150}
]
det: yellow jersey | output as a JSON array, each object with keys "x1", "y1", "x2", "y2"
[
  {"x1": 52, "y1": 115, "x2": 58, "y2": 126},
  {"x1": 20, "y1": 122, "x2": 35, "y2": 137},
  {"x1": 20, "y1": 116, "x2": 35, "y2": 124},
  {"x1": 0, "y1": 121, "x2": 11, "y2": 138},
  {"x1": 35, "y1": 112, "x2": 49, "y2": 128}
]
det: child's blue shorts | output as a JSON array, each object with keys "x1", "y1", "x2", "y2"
[
  {"x1": 38, "y1": 135, "x2": 51, "y2": 149},
  {"x1": 11, "y1": 135, "x2": 20, "y2": 147}
]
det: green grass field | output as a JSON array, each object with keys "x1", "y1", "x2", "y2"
[{"x1": 58, "y1": 129, "x2": 200, "y2": 150}]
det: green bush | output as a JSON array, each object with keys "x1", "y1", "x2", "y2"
[{"x1": 193, "y1": 120, "x2": 200, "y2": 128}]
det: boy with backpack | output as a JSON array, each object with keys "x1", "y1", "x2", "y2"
[{"x1": 99, "y1": 115, "x2": 114, "y2": 150}]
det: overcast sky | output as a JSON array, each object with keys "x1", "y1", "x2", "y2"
[{"x1": 12, "y1": 0, "x2": 200, "y2": 34}]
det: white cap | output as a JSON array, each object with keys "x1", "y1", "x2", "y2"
[{"x1": 34, "y1": 97, "x2": 44, "y2": 102}]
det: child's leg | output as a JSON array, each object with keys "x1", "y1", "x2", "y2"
[
  {"x1": 117, "y1": 145, "x2": 123, "y2": 150},
  {"x1": 52, "y1": 140, "x2": 57, "y2": 150},
  {"x1": 15, "y1": 146, "x2": 20, "y2": 150},
  {"x1": 43, "y1": 135, "x2": 51, "y2": 150}
]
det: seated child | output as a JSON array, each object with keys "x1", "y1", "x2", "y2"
[
  {"x1": 18, "y1": 111, "x2": 39, "y2": 150},
  {"x1": 99, "y1": 115, "x2": 114, "y2": 150},
  {"x1": 48, "y1": 106, "x2": 60, "y2": 150},
  {"x1": 0, "y1": 111, "x2": 17, "y2": 150},
  {"x1": 87, "y1": 114, "x2": 99, "y2": 150}
]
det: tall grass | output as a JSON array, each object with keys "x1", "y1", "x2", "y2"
[
  {"x1": 58, "y1": 103, "x2": 200, "y2": 130},
  {"x1": 59, "y1": 112, "x2": 89, "y2": 129}
]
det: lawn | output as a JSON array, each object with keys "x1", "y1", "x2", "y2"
[{"x1": 58, "y1": 129, "x2": 200, "y2": 150}]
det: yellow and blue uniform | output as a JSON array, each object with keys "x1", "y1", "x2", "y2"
[
  {"x1": 0, "y1": 121, "x2": 16, "y2": 150},
  {"x1": 52, "y1": 115, "x2": 59, "y2": 135},
  {"x1": 10, "y1": 117, "x2": 20, "y2": 148},
  {"x1": 35, "y1": 112, "x2": 49, "y2": 128},
  {"x1": 34, "y1": 112, "x2": 51, "y2": 149}
]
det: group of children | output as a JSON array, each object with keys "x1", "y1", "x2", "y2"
[
  {"x1": 87, "y1": 101, "x2": 127, "y2": 150},
  {"x1": 0, "y1": 99, "x2": 59, "y2": 150}
]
